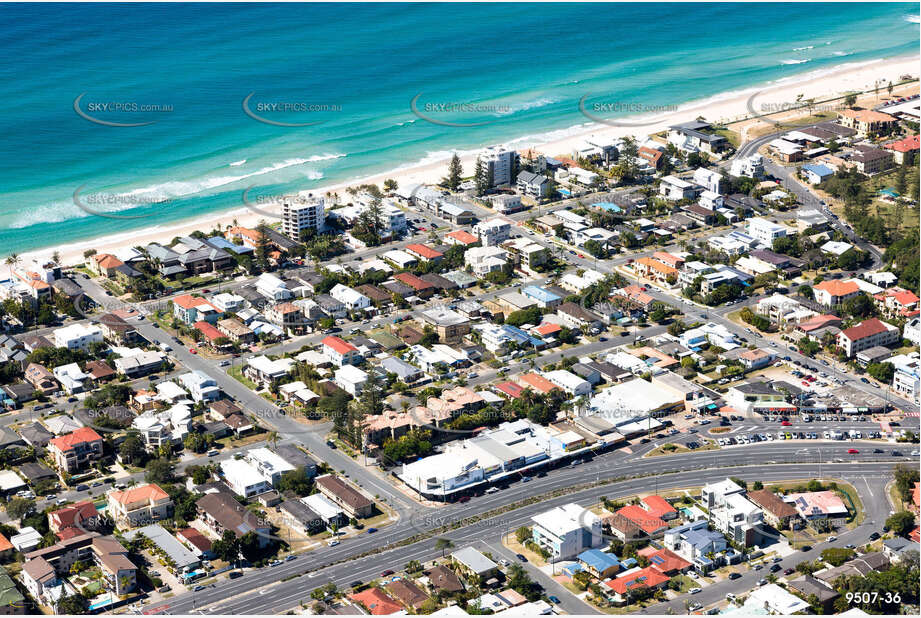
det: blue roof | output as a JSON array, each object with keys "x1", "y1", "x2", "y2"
[
  {"x1": 521, "y1": 286, "x2": 561, "y2": 303},
  {"x1": 208, "y1": 236, "x2": 253, "y2": 254},
  {"x1": 802, "y1": 164, "x2": 833, "y2": 177},
  {"x1": 578, "y1": 549, "x2": 621, "y2": 571}
]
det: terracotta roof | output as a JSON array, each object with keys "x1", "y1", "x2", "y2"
[
  {"x1": 194, "y1": 320, "x2": 224, "y2": 342},
  {"x1": 640, "y1": 495, "x2": 677, "y2": 519},
  {"x1": 495, "y1": 381, "x2": 525, "y2": 399},
  {"x1": 322, "y1": 335, "x2": 358, "y2": 355},
  {"x1": 424, "y1": 565, "x2": 464, "y2": 593},
  {"x1": 838, "y1": 109, "x2": 896, "y2": 123},
  {"x1": 445, "y1": 230, "x2": 479, "y2": 245},
  {"x1": 638, "y1": 546, "x2": 692, "y2": 574},
  {"x1": 518, "y1": 373, "x2": 559, "y2": 394},
  {"x1": 615, "y1": 505, "x2": 668, "y2": 534},
  {"x1": 177, "y1": 527, "x2": 212, "y2": 553},
  {"x1": 393, "y1": 272, "x2": 435, "y2": 291},
  {"x1": 50, "y1": 500, "x2": 99, "y2": 530},
  {"x1": 535, "y1": 322, "x2": 562, "y2": 336},
  {"x1": 840, "y1": 318, "x2": 891, "y2": 342},
  {"x1": 385, "y1": 579, "x2": 430, "y2": 609},
  {"x1": 605, "y1": 566, "x2": 669, "y2": 595},
  {"x1": 84, "y1": 360, "x2": 115, "y2": 379},
  {"x1": 0, "y1": 533, "x2": 12, "y2": 553},
  {"x1": 93, "y1": 253, "x2": 125, "y2": 269},
  {"x1": 652, "y1": 252, "x2": 683, "y2": 268},
  {"x1": 797, "y1": 314, "x2": 841, "y2": 332},
  {"x1": 173, "y1": 294, "x2": 217, "y2": 311},
  {"x1": 350, "y1": 588, "x2": 402, "y2": 615},
  {"x1": 108, "y1": 483, "x2": 169, "y2": 507},
  {"x1": 885, "y1": 134, "x2": 920, "y2": 153},
  {"x1": 48, "y1": 426, "x2": 103, "y2": 452},
  {"x1": 636, "y1": 256, "x2": 678, "y2": 275},
  {"x1": 405, "y1": 243, "x2": 443, "y2": 260},
  {"x1": 814, "y1": 279, "x2": 859, "y2": 296}
]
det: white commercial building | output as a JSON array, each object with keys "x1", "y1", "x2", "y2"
[
  {"x1": 53, "y1": 323, "x2": 102, "y2": 352},
  {"x1": 747, "y1": 217, "x2": 788, "y2": 246}
]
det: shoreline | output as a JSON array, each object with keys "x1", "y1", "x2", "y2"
[{"x1": 20, "y1": 53, "x2": 920, "y2": 269}]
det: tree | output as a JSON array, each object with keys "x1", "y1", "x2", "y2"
[
  {"x1": 254, "y1": 220, "x2": 272, "y2": 272},
  {"x1": 119, "y1": 433, "x2": 147, "y2": 466},
  {"x1": 843, "y1": 93, "x2": 857, "y2": 108},
  {"x1": 443, "y1": 154, "x2": 463, "y2": 191},
  {"x1": 515, "y1": 526, "x2": 532, "y2": 544},
  {"x1": 843, "y1": 293, "x2": 875, "y2": 319},
  {"x1": 867, "y1": 362, "x2": 895, "y2": 384},
  {"x1": 820, "y1": 547, "x2": 856, "y2": 567},
  {"x1": 473, "y1": 157, "x2": 490, "y2": 196},
  {"x1": 798, "y1": 284, "x2": 813, "y2": 300},
  {"x1": 239, "y1": 531, "x2": 263, "y2": 562},
  {"x1": 383, "y1": 178, "x2": 398, "y2": 192},
  {"x1": 434, "y1": 538, "x2": 454, "y2": 557},
  {"x1": 885, "y1": 511, "x2": 916, "y2": 537},
  {"x1": 5, "y1": 497, "x2": 35, "y2": 520},
  {"x1": 58, "y1": 595, "x2": 89, "y2": 614},
  {"x1": 893, "y1": 464, "x2": 920, "y2": 504},
  {"x1": 212, "y1": 530, "x2": 240, "y2": 563},
  {"x1": 145, "y1": 458, "x2": 174, "y2": 484}
]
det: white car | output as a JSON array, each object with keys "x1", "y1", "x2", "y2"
[{"x1": 689, "y1": 588, "x2": 702, "y2": 595}]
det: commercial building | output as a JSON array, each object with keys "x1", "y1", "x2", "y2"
[{"x1": 531, "y1": 503, "x2": 602, "y2": 560}]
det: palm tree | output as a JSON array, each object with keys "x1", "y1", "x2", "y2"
[
  {"x1": 5, "y1": 253, "x2": 20, "y2": 278},
  {"x1": 434, "y1": 538, "x2": 454, "y2": 557},
  {"x1": 267, "y1": 431, "x2": 279, "y2": 449}
]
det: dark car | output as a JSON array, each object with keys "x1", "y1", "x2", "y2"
[
  {"x1": 800, "y1": 545, "x2": 812, "y2": 552},
  {"x1": 868, "y1": 532, "x2": 880, "y2": 541},
  {"x1": 366, "y1": 528, "x2": 377, "y2": 534},
  {"x1": 728, "y1": 572, "x2": 741, "y2": 580},
  {"x1": 75, "y1": 484, "x2": 89, "y2": 491},
  {"x1": 350, "y1": 580, "x2": 363, "y2": 588},
  {"x1": 229, "y1": 571, "x2": 243, "y2": 579},
  {"x1": 770, "y1": 564, "x2": 781, "y2": 573},
  {"x1": 548, "y1": 596, "x2": 561, "y2": 605},
  {"x1": 783, "y1": 568, "x2": 795, "y2": 575},
  {"x1": 516, "y1": 553, "x2": 528, "y2": 562},
  {"x1": 380, "y1": 570, "x2": 394, "y2": 577},
  {"x1": 458, "y1": 495, "x2": 470, "y2": 503}
]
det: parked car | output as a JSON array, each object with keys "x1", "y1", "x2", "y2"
[{"x1": 516, "y1": 553, "x2": 528, "y2": 562}]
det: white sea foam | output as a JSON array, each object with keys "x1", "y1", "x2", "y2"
[
  {"x1": 906, "y1": 14, "x2": 920, "y2": 24},
  {"x1": 781, "y1": 58, "x2": 811, "y2": 65},
  {"x1": 833, "y1": 51, "x2": 851, "y2": 57},
  {"x1": 494, "y1": 96, "x2": 559, "y2": 116},
  {"x1": 229, "y1": 159, "x2": 247, "y2": 167},
  {"x1": 793, "y1": 46, "x2": 815, "y2": 51}
]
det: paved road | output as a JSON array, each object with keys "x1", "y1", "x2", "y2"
[{"x1": 148, "y1": 460, "x2": 896, "y2": 614}]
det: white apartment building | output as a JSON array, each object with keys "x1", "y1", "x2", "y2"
[
  {"x1": 659, "y1": 175, "x2": 698, "y2": 200},
  {"x1": 543, "y1": 370, "x2": 592, "y2": 396},
  {"x1": 177, "y1": 371, "x2": 221, "y2": 402},
  {"x1": 210, "y1": 292, "x2": 246, "y2": 313},
  {"x1": 481, "y1": 146, "x2": 517, "y2": 187},
  {"x1": 255, "y1": 273, "x2": 292, "y2": 301},
  {"x1": 334, "y1": 364, "x2": 368, "y2": 396},
  {"x1": 465, "y1": 245, "x2": 508, "y2": 277},
  {"x1": 472, "y1": 218, "x2": 512, "y2": 246},
  {"x1": 729, "y1": 154, "x2": 764, "y2": 178},
  {"x1": 747, "y1": 217, "x2": 788, "y2": 246},
  {"x1": 282, "y1": 195, "x2": 325, "y2": 240},
  {"x1": 530, "y1": 503, "x2": 602, "y2": 560},
  {"x1": 220, "y1": 458, "x2": 272, "y2": 498},
  {"x1": 692, "y1": 168, "x2": 723, "y2": 193},
  {"x1": 53, "y1": 323, "x2": 103, "y2": 352}
]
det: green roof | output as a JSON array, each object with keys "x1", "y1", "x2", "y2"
[{"x1": 0, "y1": 566, "x2": 25, "y2": 609}]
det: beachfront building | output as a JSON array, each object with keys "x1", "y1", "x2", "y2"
[
  {"x1": 281, "y1": 195, "x2": 325, "y2": 240},
  {"x1": 481, "y1": 146, "x2": 517, "y2": 187}
]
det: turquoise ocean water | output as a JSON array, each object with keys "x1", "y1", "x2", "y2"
[{"x1": 0, "y1": 2, "x2": 917, "y2": 254}]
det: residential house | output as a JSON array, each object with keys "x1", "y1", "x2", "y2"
[
  {"x1": 47, "y1": 427, "x2": 104, "y2": 473},
  {"x1": 322, "y1": 336, "x2": 362, "y2": 366},
  {"x1": 107, "y1": 484, "x2": 173, "y2": 530},
  {"x1": 315, "y1": 475, "x2": 374, "y2": 519}
]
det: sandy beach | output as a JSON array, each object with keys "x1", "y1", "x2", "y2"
[{"x1": 23, "y1": 54, "x2": 919, "y2": 269}]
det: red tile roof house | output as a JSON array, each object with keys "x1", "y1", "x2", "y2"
[
  {"x1": 615, "y1": 505, "x2": 669, "y2": 536},
  {"x1": 393, "y1": 272, "x2": 436, "y2": 298},
  {"x1": 494, "y1": 381, "x2": 525, "y2": 399},
  {"x1": 836, "y1": 318, "x2": 901, "y2": 358},
  {"x1": 47, "y1": 426, "x2": 104, "y2": 473},
  {"x1": 884, "y1": 134, "x2": 919, "y2": 164},
  {"x1": 796, "y1": 314, "x2": 842, "y2": 339},
  {"x1": 876, "y1": 288, "x2": 920, "y2": 317},
  {"x1": 177, "y1": 527, "x2": 214, "y2": 559},
  {"x1": 321, "y1": 335, "x2": 362, "y2": 366},
  {"x1": 350, "y1": 588, "x2": 403, "y2": 615},
  {"x1": 813, "y1": 280, "x2": 860, "y2": 308},
  {"x1": 518, "y1": 372, "x2": 560, "y2": 395},
  {"x1": 405, "y1": 243, "x2": 444, "y2": 262},
  {"x1": 194, "y1": 320, "x2": 229, "y2": 348},
  {"x1": 604, "y1": 566, "x2": 670, "y2": 604},
  {"x1": 172, "y1": 293, "x2": 221, "y2": 325},
  {"x1": 444, "y1": 229, "x2": 479, "y2": 246},
  {"x1": 48, "y1": 501, "x2": 100, "y2": 538},
  {"x1": 638, "y1": 546, "x2": 693, "y2": 575},
  {"x1": 640, "y1": 495, "x2": 678, "y2": 521}
]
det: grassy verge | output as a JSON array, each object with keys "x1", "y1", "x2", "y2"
[{"x1": 227, "y1": 365, "x2": 258, "y2": 390}]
